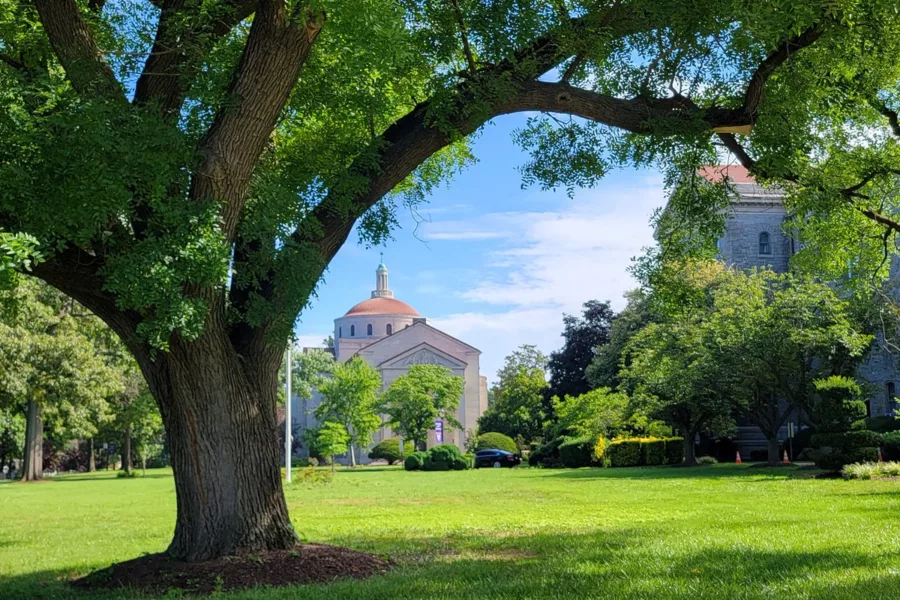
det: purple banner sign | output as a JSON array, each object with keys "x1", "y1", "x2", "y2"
[{"x1": 434, "y1": 418, "x2": 443, "y2": 444}]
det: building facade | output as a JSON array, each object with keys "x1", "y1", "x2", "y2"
[
  {"x1": 700, "y1": 165, "x2": 899, "y2": 452},
  {"x1": 292, "y1": 262, "x2": 488, "y2": 463}
]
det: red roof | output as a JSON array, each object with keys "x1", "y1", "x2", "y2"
[
  {"x1": 697, "y1": 164, "x2": 755, "y2": 184},
  {"x1": 344, "y1": 297, "x2": 420, "y2": 317}
]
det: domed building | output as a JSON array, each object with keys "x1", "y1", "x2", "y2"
[{"x1": 294, "y1": 262, "x2": 488, "y2": 463}]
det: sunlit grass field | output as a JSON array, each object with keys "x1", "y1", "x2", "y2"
[{"x1": 1, "y1": 464, "x2": 899, "y2": 599}]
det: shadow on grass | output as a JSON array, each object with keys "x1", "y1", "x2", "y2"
[
  {"x1": 47, "y1": 473, "x2": 173, "y2": 483},
  {"x1": 4, "y1": 527, "x2": 891, "y2": 600}
]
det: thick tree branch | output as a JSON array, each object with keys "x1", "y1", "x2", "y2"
[
  {"x1": 190, "y1": 1, "x2": 323, "y2": 246},
  {"x1": 133, "y1": 0, "x2": 257, "y2": 116},
  {"x1": 33, "y1": 0, "x2": 122, "y2": 98},
  {"x1": 0, "y1": 52, "x2": 25, "y2": 71},
  {"x1": 742, "y1": 24, "x2": 823, "y2": 118},
  {"x1": 871, "y1": 98, "x2": 900, "y2": 138}
]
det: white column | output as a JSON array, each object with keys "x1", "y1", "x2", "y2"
[{"x1": 284, "y1": 344, "x2": 292, "y2": 483}]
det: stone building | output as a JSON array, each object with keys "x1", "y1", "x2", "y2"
[
  {"x1": 292, "y1": 261, "x2": 488, "y2": 464},
  {"x1": 697, "y1": 165, "x2": 899, "y2": 453}
]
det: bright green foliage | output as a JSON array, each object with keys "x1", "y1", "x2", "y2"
[
  {"x1": 549, "y1": 388, "x2": 630, "y2": 442},
  {"x1": 316, "y1": 421, "x2": 350, "y2": 471},
  {"x1": 380, "y1": 364, "x2": 463, "y2": 451},
  {"x1": 367, "y1": 437, "x2": 410, "y2": 465},
  {"x1": 606, "y1": 437, "x2": 684, "y2": 467},
  {"x1": 291, "y1": 348, "x2": 335, "y2": 402},
  {"x1": 123, "y1": 390, "x2": 164, "y2": 472},
  {"x1": 0, "y1": 281, "x2": 124, "y2": 442},
  {"x1": 315, "y1": 357, "x2": 382, "y2": 466},
  {"x1": 809, "y1": 376, "x2": 879, "y2": 471},
  {"x1": 842, "y1": 461, "x2": 900, "y2": 480},
  {"x1": 587, "y1": 290, "x2": 653, "y2": 390},
  {"x1": 477, "y1": 345, "x2": 547, "y2": 443},
  {"x1": 403, "y1": 451, "x2": 428, "y2": 472},
  {"x1": 475, "y1": 432, "x2": 517, "y2": 454}
]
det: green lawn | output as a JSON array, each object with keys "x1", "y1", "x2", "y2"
[{"x1": 1, "y1": 465, "x2": 899, "y2": 599}]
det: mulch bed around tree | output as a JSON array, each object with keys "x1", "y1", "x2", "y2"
[{"x1": 71, "y1": 543, "x2": 393, "y2": 596}]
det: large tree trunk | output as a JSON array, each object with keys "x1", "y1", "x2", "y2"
[
  {"x1": 89, "y1": 438, "x2": 96, "y2": 472},
  {"x1": 123, "y1": 424, "x2": 132, "y2": 475},
  {"x1": 766, "y1": 435, "x2": 780, "y2": 467},
  {"x1": 682, "y1": 431, "x2": 697, "y2": 466},
  {"x1": 137, "y1": 324, "x2": 296, "y2": 562},
  {"x1": 21, "y1": 400, "x2": 43, "y2": 481}
]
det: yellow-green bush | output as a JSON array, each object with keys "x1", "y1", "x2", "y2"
[
  {"x1": 607, "y1": 437, "x2": 684, "y2": 467},
  {"x1": 593, "y1": 437, "x2": 607, "y2": 463}
]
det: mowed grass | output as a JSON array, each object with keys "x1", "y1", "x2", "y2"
[{"x1": 2, "y1": 465, "x2": 900, "y2": 599}]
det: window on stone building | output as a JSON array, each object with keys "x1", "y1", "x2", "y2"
[
  {"x1": 350, "y1": 324, "x2": 355, "y2": 337},
  {"x1": 888, "y1": 382, "x2": 896, "y2": 416},
  {"x1": 367, "y1": 323, "x2": 373, "y2": 336},
  {"x1": 758, "y1": 232, "x2": 771, "y2": 255},
  {"x1": 386, "y1": 324, "x2": 392, "y2": 335},
  {"x1": 339, "y1": 327, "x2": 342, "y2": 338}
]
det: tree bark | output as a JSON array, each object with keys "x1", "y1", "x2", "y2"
[
  {"x1": 123, "y1": 424, "x2": 132, "y2": 475},
  {"x1": 682, "y1": 432, "x2": 697, "y2": 466},
  {"x1": 766, "y1": 435, "x2": 780, "y2": 467},
  {"x1": 136, "y1": 321, "x2": 296, "y2": 561},
  {"x1": 89, "y1": 438, "x2": 96, "y2": 472},
  {"x1": 22, "y1": 400, "x2": 43, "y2": 481},
  {"x1": 349, "y1": 443, "x2": 356, "y2": 468}
]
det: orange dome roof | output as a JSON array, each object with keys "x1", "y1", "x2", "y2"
[{"x1": 344, "y1": 297, "x2": 420, "y2": 317}]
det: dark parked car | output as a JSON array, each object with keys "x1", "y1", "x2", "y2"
[{"x1": 474, "y1": 449, "x2": 521, "y2": 468}]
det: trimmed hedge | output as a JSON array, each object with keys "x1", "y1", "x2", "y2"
[
  {"x1": 882, "y1": 431, "x2": 900, "y2": 461},
  {"x1": 558, "y1": 436, "x2": 594, "y2": 468},
  {"x1": 607, "y1": 437, "x2": 684, "y2": 467},
  {"x1": 476, "y1": 432, "x2": 518, "y2": 454},
  {"x1": 528, "y1": 437, "x2": 563, "y2": 467},
  {"x1": 865, "y1": 416, "x2": 900, "y2": 433},
  {"x1": 664, "y1": 438, "x2": 684, "y2": 465},
  {"x1": 810, "y1": 430, "x2": 883, "y2": 451}
]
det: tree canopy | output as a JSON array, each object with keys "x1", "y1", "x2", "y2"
[{"x1": 380, "y1": 364, "x2": 464, "y2": 450}]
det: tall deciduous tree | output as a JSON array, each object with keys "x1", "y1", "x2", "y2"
[
  {"x1": 1, "y1": 0, "x2": 894, "y2": 560},
  {"x1": 706, "y1": 269, "x2": 871, "y2": 465},
  {"x1": 547, "y1": 301, "x2": 615, "y2": 400},
  {"x1": 478, "y1": 345, "x2": 548, "y2": 443},
  {"x1": 314, "y1": 357, "x2": 381, "y2": 467},
  {"x1": 380, "y1": 364, "x2": 464, "y2": 450}
]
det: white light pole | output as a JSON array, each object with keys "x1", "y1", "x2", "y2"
[{"x1": 284, "y1": 343, "x2": 292, "y2": 483}]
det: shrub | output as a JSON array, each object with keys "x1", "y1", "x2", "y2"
[
  {"x1": 404, "y1": 451, "x2": 428, "y2": 471},
  {"x1": 865, "y1": 416, "x2": 900, "y2": 433},
  {"x1": 842, "y1": 461, "x2": 900, "y2": 480},
  {"x1": 291, "y1": 456, "x2": 319, "y2": 468},
  {"x1": 476, "y1": 432, "x2": 518, "y2": 454},
  {"x1": 642, "y1": 439, "x2": 666, "y2": 466},
  {"x1": 295, "y1": 466, "x2": 333, "y2": 485},
  {"x1": 463, "y1": 453, "x2": 475, "y2": 469},
  {"x1": 882, "y1": 431, "x2": 900, "y2": 461},
  {"x1": 422, "y1": 460, "x2": 450, "y2": 472},
  {"x1": 592, "y1": 437, "x2": 608, "y2": 463},
  {"x1": 367, "y1": 438, "x2": 411, "y2": 465},
  {"x1": 664, "y1": 438, "x2": 684, "y2": 465},
  {"x1": 810, "y1": 377, "x2": 876, "y2": 472},
  {"x1": 449, "y1": 457, "x2": 468, "y2": 471},
  {"x1": 428, "y1": 444, "x2": 463, "y2": 464},
  {"x1": 530, "y1": 437, "x2": 563, "y2": 467},
  {"x1": 116, "y1": 470, "x2": 137, "y2": 478},
  {"x1": 696, "y1": 456, "x2": 718, "y2": 465},
  {"x1": 558, "y1": 436, "x2": 594, "y2": 468},
  {"x1": 607, "y1": 439, "x2": 642, "y2": 467}
]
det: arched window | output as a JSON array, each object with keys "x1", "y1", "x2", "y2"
[
  {"x1": 758, "y1": 232, "x2": 771, "y2": 255},
  {"x1": 350, "y1": 324, "x2": 355, "y2": 337},
  {"x1": 386, "y1": 324, "x2": 392, "y2": 335},
  {"x1": 367, "y1": 323, "x2": 373, "y2": 336}
]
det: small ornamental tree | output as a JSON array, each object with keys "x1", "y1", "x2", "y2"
[
  {"x1": 380, "y1": 365, "x2": 463, "y2": 450},
  {"x1": 475, "y1": 432, "x2": 517, "y2": 454},
  {"x1": 809, "y1": 377, "x2": 881, "y2": 472},
  {"x1": 367, "y1": 437, "x2": 410, "y2": 465},
  {"x1": 316, "y1": 421, "x2": 349, "y2": 473},
  {"x1": 314, "y1": 357, "x2": 381, "y2": 467}
]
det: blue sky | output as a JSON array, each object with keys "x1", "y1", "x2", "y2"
[{"x1": 294, "y1": 114, "x2": 666, "y2": 383}]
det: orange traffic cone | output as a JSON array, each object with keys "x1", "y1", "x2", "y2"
[
  {"x1": 879, "y1": 447, "x2": 884, "y2": 462},
  {"x1": 783, "y1": 450, "x2": 790, "y2": 465},
  {"x1": 735, "y1": 451, "x2": 742, "y2": 465}
]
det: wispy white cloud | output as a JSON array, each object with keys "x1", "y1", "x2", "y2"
[{"x1": 423, "y1": 175, "x2": 665, "y2": 381}]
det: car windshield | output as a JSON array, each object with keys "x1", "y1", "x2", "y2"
[{"x1": 477, "y1": 449, "x2": 510, "y2": 456}]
